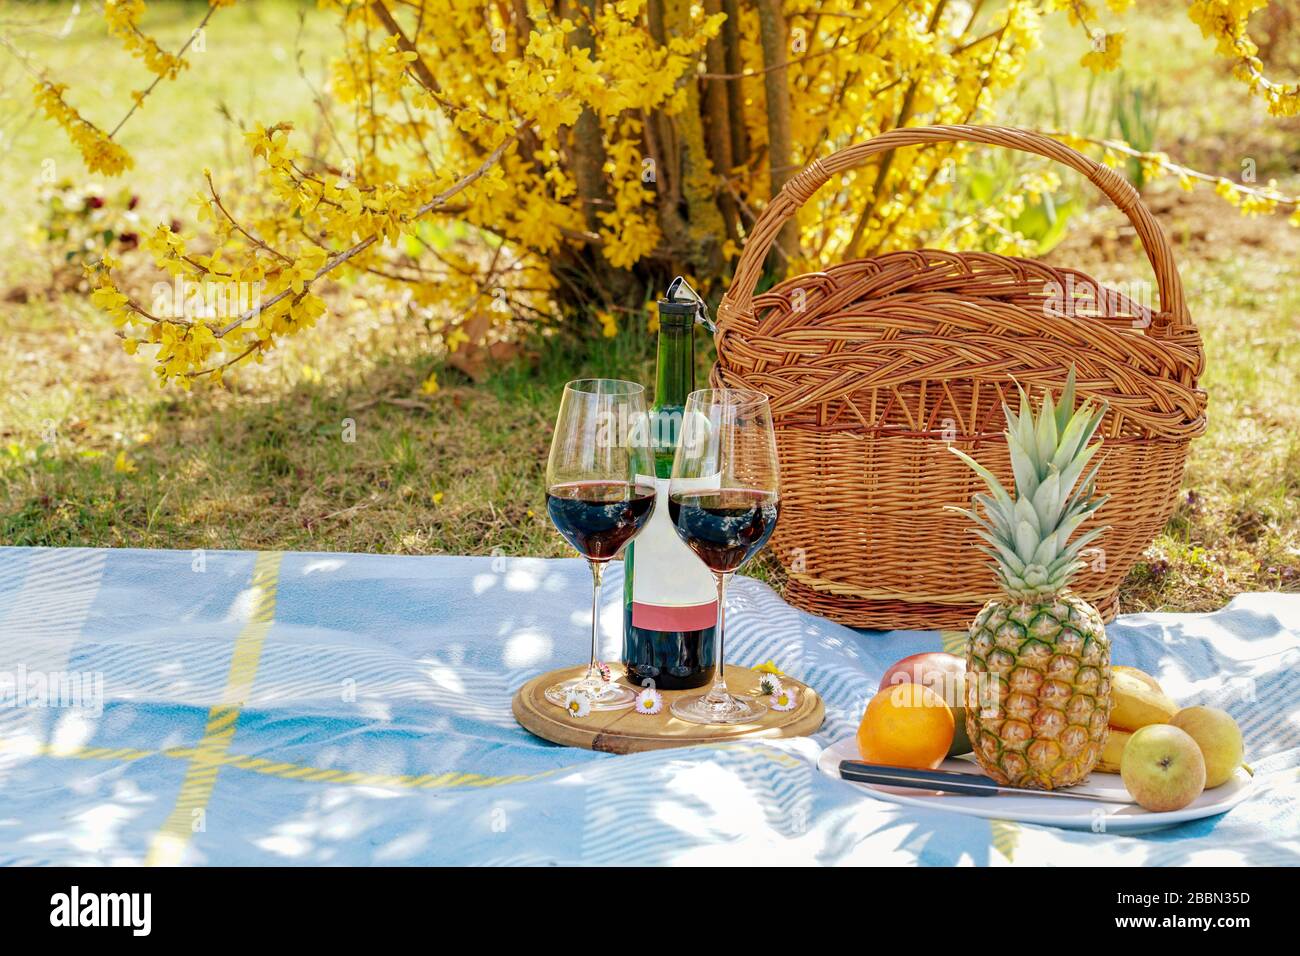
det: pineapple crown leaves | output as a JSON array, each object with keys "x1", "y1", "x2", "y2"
[{"x1": 948, "y1": 368, "x2": 1111, "y2": 600}]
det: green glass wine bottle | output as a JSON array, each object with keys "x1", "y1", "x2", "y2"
[{"x1": 621, "y1": 280, "x2": 718, "y2": 689}]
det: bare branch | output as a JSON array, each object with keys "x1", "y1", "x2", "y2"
[{"x1": 108, "y1": 4, "x2": 218, "y2": 139}]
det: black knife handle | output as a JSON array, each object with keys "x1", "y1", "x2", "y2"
[{"x1": 838, "y1": 761, "x2": 999, "y2": 797}]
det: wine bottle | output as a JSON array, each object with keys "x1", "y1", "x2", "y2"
[{"x1": 622, "y1": 281, "x2": 718, "y2": 689}]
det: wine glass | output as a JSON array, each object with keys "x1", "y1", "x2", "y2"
[
  {"x1": 544, "y1": 379, "x2": 657, "y2": 710},
  {"x1": 668, "y1": 388, "x2": 781, "y2": 724}
]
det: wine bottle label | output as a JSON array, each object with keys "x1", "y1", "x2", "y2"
[{"x1": 630, "y1": 475, "x2": 718, "y2": 630}]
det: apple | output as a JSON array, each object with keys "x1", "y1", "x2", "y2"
[
  {"x1": 1171, "y1": 706, "x2": 1245, "y2": 788},
  {"x1": 879, "y1": 652, "x2": 970, "y2": 756},
  {"x1": 1120, "y1": 724, "x2": 1206, "y2": 812}
]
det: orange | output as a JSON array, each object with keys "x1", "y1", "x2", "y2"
[{"x1": 856, "y1": 683, "x2": 955, "y2": 770}]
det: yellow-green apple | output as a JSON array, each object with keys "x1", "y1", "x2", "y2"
[
  {"x1": 1120, "y1": 725, "x2": 1206, "y2": 811},
  {"x1": 879, "y1": 652, "x2": 970, "y2": 756},
  {"x1": 1171, "y1": 706, "x2": 1244, "y2": 788}
]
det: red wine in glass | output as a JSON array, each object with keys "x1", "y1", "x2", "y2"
[
  {"x1": 546, "y1": 481, "x2": 657, "y2": 561},
  {"x1": 668, "y1": 489, "x2": 780, "y2": 573},
  {"x1": 543, "y1": 378, "x2": 656, "y2": 711},
  {"x1": 667, "y1": 388, "x2": 781, "y2": 725}
]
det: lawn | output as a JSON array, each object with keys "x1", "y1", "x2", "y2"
[{"x1": 1, "y1": 1, "x2": 1297, "y2": 612}]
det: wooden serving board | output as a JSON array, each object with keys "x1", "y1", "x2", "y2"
[{"x1": 512, "y1": 664, "x2": 825, "y2": 754}]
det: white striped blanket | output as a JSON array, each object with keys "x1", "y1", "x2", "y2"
[{"x1": 0, "y1": 547, "x2": 1295, "y2": 865}]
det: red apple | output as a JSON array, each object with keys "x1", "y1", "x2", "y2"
[{"x1": 879, "y1": 652, "x2": 970, "y2": 756}]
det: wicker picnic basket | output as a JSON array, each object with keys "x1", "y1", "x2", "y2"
[{"x1": 713, "y1": 125, "x2": 1207, "y2": 630}]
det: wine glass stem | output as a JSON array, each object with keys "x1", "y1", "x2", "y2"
[
  {"x1": 583, "y1": 559, "x2": 606, "y2": 683},
  {"x1": 702, "y1": 570, "x2": 731, "y2": 705}
]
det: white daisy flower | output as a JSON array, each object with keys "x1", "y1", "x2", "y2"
[
  {"x1": 770, "y1": 687, "x2": 798, "y2": 711},
  {"x1": 563, "y1": 688, "x2": 592, "y2": 718},
  {"x1": 757, "y1": 673, "x2": 783, "y2": 697},
  {"x1": 634, "y1": 688, "x2": 664, "y2": 715}
]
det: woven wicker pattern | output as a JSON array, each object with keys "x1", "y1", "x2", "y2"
[{"x1": 714, "y1": 126, "x2": 1207, "y2": 629}]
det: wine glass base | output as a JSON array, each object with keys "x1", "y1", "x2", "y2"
[
  {"x1": 544, "y1": 678, "x2": 636, "y2": 711},
  {"x1": 670, "y1": 692, "x2": 768, "y2": 725}
]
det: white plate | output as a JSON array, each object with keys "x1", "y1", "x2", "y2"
[{"x1": 818, "y1": 735, "x2": 1255, "y2": 833}]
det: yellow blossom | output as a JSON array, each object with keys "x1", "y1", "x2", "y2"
[
  {"x1": 1080, "y1": 32, "x2": 1125, "y2": 73},
  {"x1": 38, "y1": 0, "x2": 1298, "y2": 390},
  {"x1": 33, "y1": 82, "x2": 133, "y2": 175},
  {"x1": 1215, "y1": 178, "x2": 1243, "y2": 206},
  {"x1": 445, "y1": 329, "x2": 470, "y2": 353},
  {"x1": 596, "y1": 309, "x2": 618, "y2": 338}
]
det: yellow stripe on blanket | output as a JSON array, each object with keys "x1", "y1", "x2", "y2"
[{"x1": 146, "y1": 551, "x2": 283, "y2": 866}]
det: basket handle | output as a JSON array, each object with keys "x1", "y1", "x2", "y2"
[{"x1": 721, "y1": 125, "x2": 1190, "y2": 331}]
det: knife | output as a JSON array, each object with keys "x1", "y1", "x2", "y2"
[{"x1": 838, "y1": 760, "x2": 1135, "y2": 804}]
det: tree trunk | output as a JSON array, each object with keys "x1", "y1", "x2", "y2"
[
  {"x1": 644, "y1": 0, "x2": 690, "y2": 271},
  {"x1": 702, "y1": 0, "x2": 740, "y2": 244},
  {"x1": 567, "y1": 0, "x2": 611, "y2": 238},
  {"x1": 756, "y1": 0, "x2": 800, "y2": 273},
  {"x1": 720, "y1": 0, "x2": 748, "y2": 169},
  {"x1": 661, "y1": 0, "x2": 725, "y2": 275},
  {"x1": 563, "y1": 0, "x2": 635, "y2": 301}
]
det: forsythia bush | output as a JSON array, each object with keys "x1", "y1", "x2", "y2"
[{"x1": 18, "y1": 0, "x2": 1300, "y2": 387}]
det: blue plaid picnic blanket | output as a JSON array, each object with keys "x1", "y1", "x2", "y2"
[{"x1": 0, "y1": 546, "x2": 1295, "y2": 865}]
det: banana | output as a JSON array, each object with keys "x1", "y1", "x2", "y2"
[
  {"x1": 1113, "y1": 665, "x2": 1163, "y2": 695},
  {"x1": 1110, "y1": 669, "x2": 1178, "y2": 731},
  {"x1": 1097, "y1": 727, "x2": 1132, "y2": 773}
]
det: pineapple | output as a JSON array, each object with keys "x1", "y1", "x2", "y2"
[{"x1": 950, "y1": 370, "x2": 1112, "y2": 790}]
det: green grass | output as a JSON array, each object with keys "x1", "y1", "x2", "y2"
[
  {"x1": 0, "y1": 312, "x2": 683, "y2": 557},
  {"x1": 1, "y1": 2, "x2": 1297, "y2": 611},
  {"x1": 1128, "y1": 223, "x2": 1300, "y2": 610}
]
